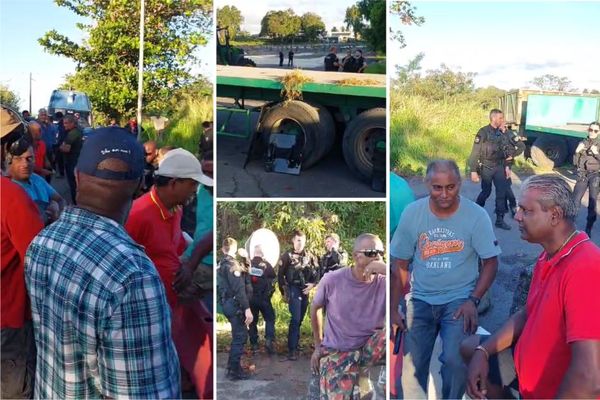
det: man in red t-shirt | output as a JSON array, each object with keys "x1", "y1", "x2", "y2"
[
  {"x1": 1, "y1": 105, "x2": 45, "y2": 398},
  {"x1": 28, "y1": 121, "x2": 53, "y2": 180},
  {"x1": 125, "y1": 148, "x2": 214, "y2": 399},
  {"x1": 464, "y1": 174, "x2": 600, "y2": 399}
]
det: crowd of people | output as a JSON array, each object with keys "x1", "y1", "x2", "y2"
[
  {"x1": 217, "y1": 229, "x2": 386, "y2": 398},
  {"x1": 1, "y1": 104, "x2": 214, "y2": 399},
  {"x1": 323, "y1": 47, "x2": 367, "y2": 73},
  {"x1": 390, "y1": 157, "x2": 600, "y2": 398}
]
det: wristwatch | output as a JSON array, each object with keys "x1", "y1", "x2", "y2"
[{"x1": 468, "y1": 295, "x2": 481, "y2": 307}]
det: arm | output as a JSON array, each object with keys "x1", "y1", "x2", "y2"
[
  {"x1": 101, "y1": 272, "x2": 181, "y2": 398},
  {"x1": 263, "y1": 261, "x2": 276, "y2": 280},
  {"x1": 277, "y1": 255, "x2": 288, "y2": 296},
  {"x1": 4, "y1": 183, "x2": 44, "y2": 262},
  {"x1": 391, "y1": 258, "x2": 410, "y2": 330},
  {"x1": 556, "y1": 340, "x2": 600, "y2": 398},
  {"x1": 50, "y1": 192, "x2": 66, "y2": 213},
  {"x1": 469, "y1": 129, "x2": 484, "y2": 179},
  {"x1": 310, "y1": 286, "x2": 326, "y2": 374},
  {"x1": 173, "y1": 231, "x2": 212, "y2": 294}
]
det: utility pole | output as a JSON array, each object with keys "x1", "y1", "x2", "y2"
[
  {"x1": 136, "y1": 0, "x2": 145, "y2": 140},
  {"x1": 29, "y1": 73, "x2": 32, "y2": 113}
]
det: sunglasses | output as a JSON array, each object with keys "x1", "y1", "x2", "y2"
[
  {"x1": 589, "y1": 128, "x2": 600, "y2": 133},
  {"x1": 356, "y1": 249, "x2": 384, "y2": 258}
]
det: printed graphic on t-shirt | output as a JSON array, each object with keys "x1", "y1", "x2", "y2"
[{"x1": 418, "y1": 228, "x2": 464, "y2": 268}]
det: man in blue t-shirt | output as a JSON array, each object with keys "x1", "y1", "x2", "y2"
[{"x1": 390, "y1": 159, "x2": 500, "y2": 399}]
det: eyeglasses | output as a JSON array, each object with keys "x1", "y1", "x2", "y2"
[
  {"x1": 356, "y1": 249, "x2": 384, "y2": 258},
  {"x1": 589, "y1": 128, "x2": 600, "y2": 133}
]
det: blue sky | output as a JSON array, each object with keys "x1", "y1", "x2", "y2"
[
  {"x1": 0, "y1": 0, "x2": 214, "y2": 113},
  {"x1": 389, "y1": 1, "x2": 600, "y2": 90},
  {"x1": 217, "y1": 0, "x2": 359, "y2": 35}
]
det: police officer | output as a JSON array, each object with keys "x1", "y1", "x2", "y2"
[
  {"x1": 277, "y1": 230, "x2": 319, "y2": 361},
  {"x1": 247, "y1": 244, "x2": 277, "y2": 354},
  {"x1": 502, "y1": 125, "x2": 526, "y2": 217},
  {"x1": 319, "y1": 233, "x2": 347, "y2": 278},
  {"x1": 324, "y1": 46, "x2": 339, "y2": 72},
  {"x1": 218, "y1": 237, "x2": 254, "y2": 380},
  {"x1": 573, "y1": 121, "x2": 600, "y2": 236},
  {"x1": 342, "y1": 49, "x2": 367, "y2": 73},
  {"x1": 469, "y1": 109, "x2": 512, "y2": 230}
]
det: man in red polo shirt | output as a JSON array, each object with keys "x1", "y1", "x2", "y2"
[
  {"x1": 1, "y1": 105, "x2": 45, "y2": 398},
  {"x1": 464, "y1": 174, "x2": 600, "y2": 399},
  {"x1": 125, "y1": 147, "x2": 214, "y2": 399}
]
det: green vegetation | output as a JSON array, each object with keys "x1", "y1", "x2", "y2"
[
  {"x1": 217, "y1": 5, "x2": 243, "y2": 39},
  {"x1": 40, "y1": 0, "x2": 212, "y2": 120},
  {"x1": 0, "y1": 84, "x2": 21, "y2": 110},
  {"x1": 364, "y1": 61, "x2": 386, "y2": 74},
  {"x1": 216, "y1": 201, "x2": 386, "y2": 351},
  {"x1": 141, "y1": 92, "x2": 212, "y2": 153}
]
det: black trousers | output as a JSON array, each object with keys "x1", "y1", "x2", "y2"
[
  {"x1": 476, "y1": 165, "x2": 508, "y2": 215},
  {"x1": 573, "y1": 172, "x2": 599, "y2": 227},
  {"x1": 506, "y1": 177, "x2": 516, "y2": 209},
  {"x1": 222, "y1": 298, "x2": 247, "y2": 370},
  {"x1": 249, "y1": 296, "x2": 275, "y2": 344}
]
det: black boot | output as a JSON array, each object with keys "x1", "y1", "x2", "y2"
[
  {"x1": 265, "y1": 339, "x2": 275, "y2": 355},
  {"x1": 495, "y1": 214, "x2": 511, "y2": 230},
  {"x1": 228, "y1": 365, "x2": 250, "y2": 381}
]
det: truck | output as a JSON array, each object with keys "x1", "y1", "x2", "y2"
[
  {"x1": 216, "y1": 65, "x2": 386, "y2": 184},
  {"x1": 499, "y1": 90, "x2": 600, "y2": 168},
  {"x1": 48, "y1": 89, "x2": 93, "y2": 128},
  {"x1": 216, "y1": 27, "x2": 256, "y2": 67}
]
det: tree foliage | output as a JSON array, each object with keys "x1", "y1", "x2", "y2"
[
  {"x1": 300, "y1": 12, "x2": 326, "y2": 42},
  {"x1": 356, "y1": 0, "x2": 386, "y2": 53},
  {"x1": 0, "y1": 84, "x2": 21, "y2": 110},
  {"x1": 217, "y1": 5, "x2": 243, "y2": 39},
  {"x1": 39, "y1": 0, "x2": 212, "y2": 119},
  {"x1": 344, "y1": 5, "x2": 364, "y2": 40},
  {"x1": 217, "y1": 202, "x2": 386, "y2": 261},
  {"x1": 390, "y1": 0, "x2": 424, "y2": 48},
  {"x1": 260, "y1": 9, "x2": 302, "y2": 42},
  {"x1": 530, "y1": 74, "x2": 572, "y2": 92}
]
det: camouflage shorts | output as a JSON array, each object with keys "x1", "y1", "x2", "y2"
[{"x1": 319, "y1": 329, "x2": 386, "y2": 400}]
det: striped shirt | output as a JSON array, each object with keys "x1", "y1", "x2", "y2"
[{"x1": 25, "y1": 207, "x2": 181, "y2": 399}]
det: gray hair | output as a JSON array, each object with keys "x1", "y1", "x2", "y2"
[
  {"x1": 425, "y1": 159, "x2": 461, "y2": 182},
  {"x1": 520, "y1": 174, "x2": 578, "y2": 221},
  {"x1": 63, "y1": 115, "x2": 77, "y2": 124},
  {"x1": 353, "y1": 233, "x2": 383, "y2": 251}
]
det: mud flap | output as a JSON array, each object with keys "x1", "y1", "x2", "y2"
[{"x1": 264, "y1": 133, "x2": 303, "y2": 175}]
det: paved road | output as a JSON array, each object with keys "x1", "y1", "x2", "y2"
[{"x1": 216, "y1": 101, "x2": 383, "y2": 198}]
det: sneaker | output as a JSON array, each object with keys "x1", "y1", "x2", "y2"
[{"x1": 265, "y1": 340, "x2": 275, "y2": 355}]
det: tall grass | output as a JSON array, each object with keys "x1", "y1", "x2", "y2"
[
  {"x1": 142, "y1": 95, "x2": 213, "y2": 153},
  {"x1": 390, "y1": 91, "x2": 489, "y2": 176}
]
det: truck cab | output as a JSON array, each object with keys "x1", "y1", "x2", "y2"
[{"x1": 48, "y1": 90, "x2": 93, "y2": 129}]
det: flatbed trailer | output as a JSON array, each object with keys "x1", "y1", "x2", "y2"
[{"x1": 216, "y1": 66, "x2": 386, "y2": 183}]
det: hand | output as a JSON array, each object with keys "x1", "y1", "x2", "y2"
[
  {"x1": 591, "y1": 145, "x2": 599, "y2": 155},
  {"x1": 391, "y1": 309, "x2": 406, "y2": 332},
  {"x1": 466, "y1": 349, "x2": 490, "y2": 400},
  {"x1": 453, "y1": 300, "x2": 478, "y2": 334},
  {"x1": 59, "y1": 143, "x2": 71, "y2": 153},
  {"x1": 244, "y1": 308, "x2": 253, "y2": 326},
  {"x1": 281, "y1": 288, "x2": 289, "y2": 303},
  {"x1": 173, "y1": 264, "x2": 194, "y2": 294},
  {"x1": 310, "y1": 347, "x2": 322, "y2": 375},
  {"x1": 45, "y1": 202, "x2": 60, "y2": 222},
  {"x1": 499, "y1": 123, "x2": 507, "y2": 133},
  {"x1": 470, "y1": 171, "x2": 480, "y2": 183},
  {"x1": 365, "y1": 260, "x2": 386, "y2": 276},
  {"x1": 302, "y1": 283, "x2": 315, "y2": 295}
]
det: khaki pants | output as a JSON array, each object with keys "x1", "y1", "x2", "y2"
[{"x1": 1, "y1": 322, "x2": 36, "y2": 399}]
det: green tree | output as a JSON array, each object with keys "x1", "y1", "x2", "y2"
[
  {"x1": 390, "y1": 1, "x2": 425, "y2": 48},
  {"x1": 0, "y1": 84, "x2": 21, "y2": 110},
  {"x1": 217, "y1": 5, "x2": 243, "y2": 39},
  {"x1": 260, "y1": 9, "x2": 302, "y2": 42},
  {"x1": 403, "y1": 64, "x2": 477, "y2": 100},
  {"x1": 331, "y1": 26, "x2": 338, "y2": 33},
  {"x1": 530, "y1": 74, "x2": 572, "y2": 91},
  {"x1": 300, "y1": 12, "x2": 326, "y2": 42},
  {"x1": 39, "y1": 0, "x2": 212, "y2": 120},
  {"x1": 356, "y1": 0, "x2": 386, "y2": 53},
  {"x1": 344, "y1": 5, "x2": 364, "y2": 40}
]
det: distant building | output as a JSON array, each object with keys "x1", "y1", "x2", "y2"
[{"x1": 328, "y1": 30, "x2": 358, "y2": 43}]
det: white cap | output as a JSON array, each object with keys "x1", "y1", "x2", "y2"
[{"x1": 156, "y1": 148, "x2": 213, "y2": 187}]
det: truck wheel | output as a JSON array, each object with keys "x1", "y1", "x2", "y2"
[
  {"x1": 307, "y1": 102, "x2": 336, "y2": 161},
  {"x1": 260, "y1": 100, "x2": 321, "y2": 168},
  {"x1": 342, "y1": 108, "x2": 386, "y2": 182},
  {"x1": 531, "y1": 135, "x2": 568, "y2": 169}
]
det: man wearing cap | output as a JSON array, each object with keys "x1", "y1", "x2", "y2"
[
  {"x1": 59, "y1": 114, "x2": 83, "y2": 203},
  {"x1": 25, "y1": 127, "x2": 181, "y2": 398},
  {"x1": 125, "y1": 147, "x2": 213, "y2": 399},
  {"x1": 1, "y1": 105, "x2": 45, "y2": 399}
]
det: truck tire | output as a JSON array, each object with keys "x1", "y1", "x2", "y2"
[
  {"x1": 531, "y1": 135, "x2": 569, "y2": 169},
  {"x1": 259, "y1": 100, "x2": 321, "y2": 168},
  {"x1": 307, "y1": 102, "x2": 336, "y2": 161},
  {"x1": 343, "y1": 108, "x2": 386, "y2": 182}
]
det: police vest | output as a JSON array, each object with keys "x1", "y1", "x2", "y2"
[
  {"x1": 576, "y1": 140, "x2": 600, "y2": 172},
  {"x1": 479, "y1": 129, "x2": 506, "y2": 164}
]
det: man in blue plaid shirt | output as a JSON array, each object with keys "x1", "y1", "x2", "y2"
[{"x1": 25, "y1": 127, "x2": 181, "y2": 398}]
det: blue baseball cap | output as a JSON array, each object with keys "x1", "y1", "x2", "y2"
[{"x1": 76, "y1": 127, "x2": 144, "y2": 180}]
